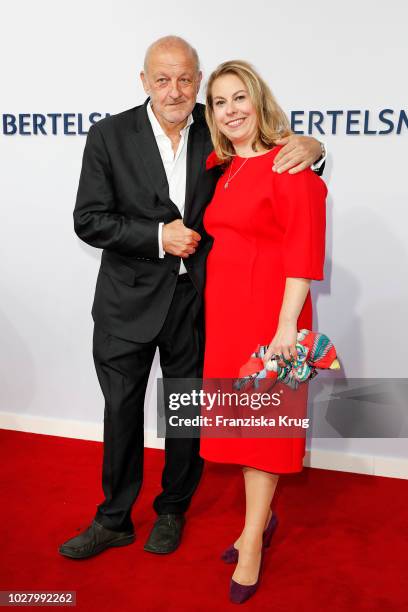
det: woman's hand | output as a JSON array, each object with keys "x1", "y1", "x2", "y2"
[{"x1": 263, "y1": 320, "x2": 298, "y2": 366}]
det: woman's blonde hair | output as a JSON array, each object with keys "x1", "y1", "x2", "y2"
[{"x1": 205, "y1": 60, "x2": 292, "y2": 164}]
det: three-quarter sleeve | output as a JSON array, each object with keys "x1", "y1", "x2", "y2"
[{"x1": 272, "y1": 167, "x2": 327, "y2": 280}]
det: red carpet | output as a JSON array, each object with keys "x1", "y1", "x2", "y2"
[{"x1": 0, "y1": 429, "x2": 406, "y2": 611}]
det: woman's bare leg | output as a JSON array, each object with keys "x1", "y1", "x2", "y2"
[{"x1": 232, "y1": 467, "x2": 279, "y2": 585}]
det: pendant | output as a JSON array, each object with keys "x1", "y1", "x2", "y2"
[{"x1": 224, "y1": 182, "x2": 229, "y2": 189}]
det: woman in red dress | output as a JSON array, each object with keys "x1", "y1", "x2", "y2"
[{"x1": 200, "y1": 60, "x2": 327, "y2": 603}]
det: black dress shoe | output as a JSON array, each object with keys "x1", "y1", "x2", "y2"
[
  {"x1": 58, "y1": 520, "x2": 135, "y2": 559},
  {"x1": 144, "y1": 514, "x2": 185, "y2": 554}
]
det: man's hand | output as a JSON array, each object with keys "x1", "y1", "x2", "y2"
[
  {"x1": 273, "y1": 135, "x2": 322, "y2": 175},
  {"x1": 162, "y1": 219, "x2": 201, "y2": 258}
]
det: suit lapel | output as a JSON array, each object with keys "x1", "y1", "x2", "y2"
[
  {"x1": 132, "y1": 98, "x2": 181, "y2": 218},
  {"x1": 184, "y1": 118, "x2": 206, "y2": 223}
]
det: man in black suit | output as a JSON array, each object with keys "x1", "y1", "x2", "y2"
[{"x1": 59, "y1": 35, "x2": 325, "y2": 559}]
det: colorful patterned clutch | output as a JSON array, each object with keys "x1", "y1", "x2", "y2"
[{"x1": 234, "y1": 329, "x2": 340, "y2": 391}]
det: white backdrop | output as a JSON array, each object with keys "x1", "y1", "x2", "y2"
[{"x1": 1, "y1": 0, "x2": 407, "y2": 472}]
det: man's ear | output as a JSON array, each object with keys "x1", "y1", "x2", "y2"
[
  {"x1": 196, "y1": 70, "x2": 203, "y2": 94},
  {"x1": 140, "y1": 70, "x2": 150, "y2": 94}
]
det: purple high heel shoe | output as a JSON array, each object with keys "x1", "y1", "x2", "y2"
[
  {"x1": 229, "y1": 549, "x2": 264, "y2": 604},
  {"x1": 221, "y1": 512, "x2": 278, "y2": 564}
]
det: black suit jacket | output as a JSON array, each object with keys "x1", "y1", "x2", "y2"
[{"x1": 74, "y1": 98, "x2": 219, "y2": 343}]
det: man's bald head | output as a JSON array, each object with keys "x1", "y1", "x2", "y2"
[
  {"x1": 140, "y1": 35, "x2": 202, "y2": 130},
  {"x1": 143, "y1": 35, "x2": 200, "y2": 75}
]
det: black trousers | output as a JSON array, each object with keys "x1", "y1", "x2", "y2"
[{"x1": 92, "y1": 275, "x2": 204, "y2": 532}]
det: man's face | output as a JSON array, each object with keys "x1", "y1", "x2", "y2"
[{"x1": 141, "y1": 47, "x2": 202, "y2": 126}]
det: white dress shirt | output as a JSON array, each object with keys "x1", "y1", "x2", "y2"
[{"x1": 146, "y1": 102, "x2": 193, "y2": 275}]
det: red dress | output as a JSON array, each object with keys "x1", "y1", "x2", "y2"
[{"x1": 200, "y1": 146, "x2": 327, "y2": 473}]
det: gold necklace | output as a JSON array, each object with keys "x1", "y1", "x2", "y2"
[{"x1": 224, "y1": 157, "x2": 249, "y2": 189}]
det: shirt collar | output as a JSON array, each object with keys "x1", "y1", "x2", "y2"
[{"x1": 147, "y1": 100, "x2": 194, "y2": 137}]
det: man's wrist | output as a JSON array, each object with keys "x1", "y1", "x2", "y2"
[
  {"x1": 318, "y1": 142, "x2": 326, "y2": 160},
  {"x1": 311, "y1": 141, "x2": 327, "y2": 171}
]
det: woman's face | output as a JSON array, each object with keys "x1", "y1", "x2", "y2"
[{"x1": 211, "y1": 74, "x2": 258, "y2": 146}]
